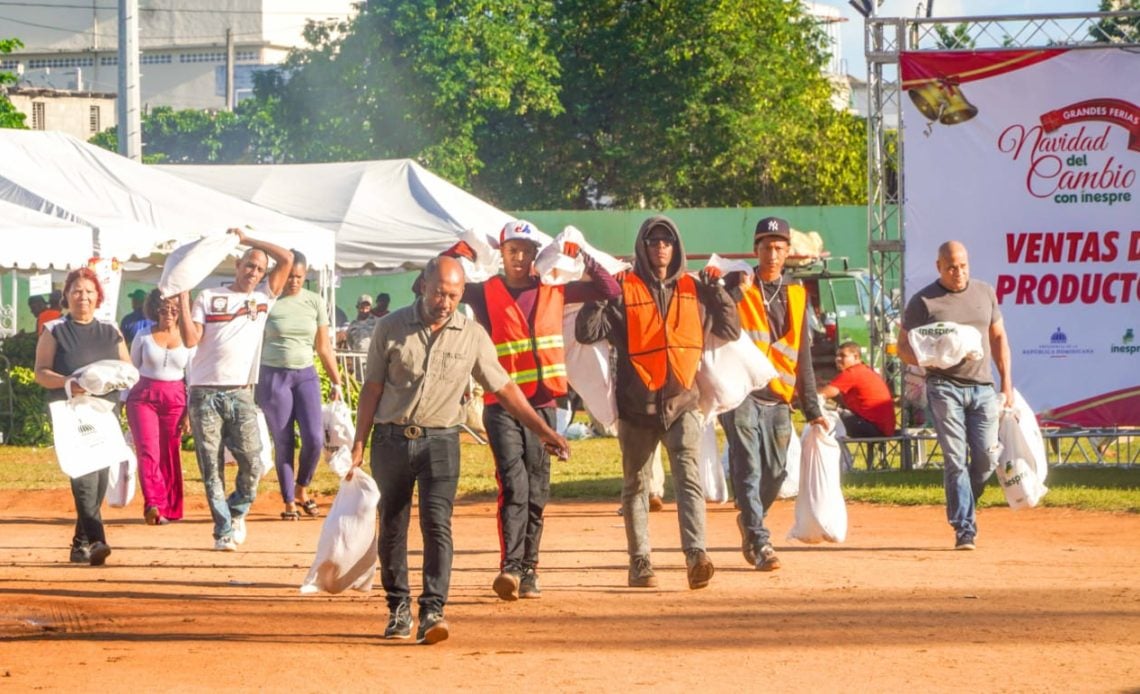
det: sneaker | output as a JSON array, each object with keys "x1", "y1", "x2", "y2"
[
  {"x1": 69, "y1": 543, "x2": 91, "y2": 564},
  {"x1": 416, "y1": 611, "x2": 450, "y2": 645},
  {"x1": 736, "y1": 513, "x2": 757, "y2": 566},
  {"x1": 519, "y1": 568, "x2": 542, "y2": 599},
  {"x1": 628, "y1": 555, "x2": 658, "y2": 588},
  {"x1": 492, "y1": 570, "x2": 521, "y2": 601},
  {"x1": 214, "y1": 537, "x2": 238, "y2": 552},
  {"x1": 955, "y1": 535, "x2": 977, "y2": 551},
  {"x1": 383, "y1": 601, "x2": 413, "y2": 640},
  {"x1": 648, "y1": 494, "x2": 664, "y2": 512},
  {"x1": 88, "y1": 541, "x2": 112, "y2": 566},
  {"x1": 756, "y1": 544, "x2": 781, "y2": 572},
  {"x1": 232, "y1": 516, "x2": 247, "y2": 545},
  {"x1": 685, "y1": 549, "x2": 715, "y2": 590}
]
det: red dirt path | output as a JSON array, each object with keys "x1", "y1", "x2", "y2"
[{"x1": 1, "y1": 489, "x2": 1138, "y2": 692}]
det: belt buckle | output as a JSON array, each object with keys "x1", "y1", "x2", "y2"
[{"x1": 404, "y1": 425, "x2": 424, "y2": 440}]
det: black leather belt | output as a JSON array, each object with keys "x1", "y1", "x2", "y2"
[{"x1": 377, "y1": 423, "x2": 459, "y2": 440}]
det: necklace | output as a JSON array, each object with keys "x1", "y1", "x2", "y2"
[{"x1": 761, "y1": 274, "x2": 784, "y2": 310}]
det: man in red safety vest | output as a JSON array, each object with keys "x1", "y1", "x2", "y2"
[{"x1": 445, "y1": 221, "x2": 619, "y2": 601}]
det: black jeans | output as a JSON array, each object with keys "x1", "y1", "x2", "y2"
[
  {"x1": 71, "y1": 467, "x2": 109, "y2": 548},
  {"x1": 483, "y1": 403, "x2": 555, "y2": 573},
  {"x1": 839, "y1": 409, "x2": 887, "y2": 438},
  {"x1": 371, "y1": 427, "x2": 460, "y2": 615}
]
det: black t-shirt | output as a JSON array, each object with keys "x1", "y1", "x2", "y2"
[{"x1": 47, "y1": 317, "x2": 124, "y2": 403}]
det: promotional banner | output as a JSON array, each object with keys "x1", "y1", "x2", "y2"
[
  {"x1": 901, "y1": 48, "x2": 1140, "y2": 427},
  {"x1": 87, "y1": 257, "x2": 123, "y2": 325}
]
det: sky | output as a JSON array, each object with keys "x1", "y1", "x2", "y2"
[{"x1": 835, "y1": 0, "x2": 1106, "y2": 76}]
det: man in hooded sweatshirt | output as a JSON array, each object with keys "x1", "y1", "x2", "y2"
[{"x1": 576, "y1": 216, "x2": 740, "y2": 590}]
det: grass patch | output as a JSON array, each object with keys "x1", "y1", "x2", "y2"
[{"x1": 2, "y1": 441, "x2": 1138, "y2": 513}]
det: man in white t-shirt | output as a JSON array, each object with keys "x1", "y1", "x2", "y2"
[{"x1": 178, "y1": 229, "x2": 294, "y2": 551}]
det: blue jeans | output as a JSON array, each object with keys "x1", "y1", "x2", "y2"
[
  {"x1": 617, "y1": 409, "x2": 708, "y2": 558},
  {"x1": 926, "y1": 378, "x2": 1000, "y2": 541},
  {"x1": 719, "y1": 399, "x2": 792, "y2": 551},
  {"x1": 189, "y1": 386, "x2": 263, "y2": 540}
]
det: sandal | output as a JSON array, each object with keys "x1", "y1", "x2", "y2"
[
  {"x1": 280, "y1": 510, "x2": 301, "y2": 521},
  {"x1": 298, "y1": 499, "x2": 320, "y2": 518}
]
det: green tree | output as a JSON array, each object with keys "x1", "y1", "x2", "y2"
[
  {"x1": 1, "y1": 37, "x2": 28, "y2": 129},
  {"x1": 933, "y1": 23, "x2": 976, "y2": 50},
  {"x1": 1090, "y1": 0, "x2": 1140, "y2": 43},
  {"x1": 474, "y1": 0, "x2": 865, "y2": 208}
]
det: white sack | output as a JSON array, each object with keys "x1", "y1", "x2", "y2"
[
  {"x1": 74, "y1": 359, "x2": 139, "y2": 396},
  {"x1": 300, "y1": 469, "x2": 380, "y2": 595},
  {"x1": 907, "y1": 321, "x2": 985, "y2": 369},
  {"x1": 562, "y1": 303, "x2": 618, "y2": 428},
  {"x1": 223, "y1": 409, "x2": 275, "y2": 480},
  {"x1": 996, "y1": 409, "x2": 1048, "y2": 510},
  {"x1": 1013, "y1": 389, "x2": 1048, "y2": 482},
  {"x1": 787, "y1": 423, "x2": 848, "y2": 543},
  {"x1": 322, "y1": 399, "x2": 355, "y2": 450},
  {"x1": 105, "y1": 441, "x2": 138, "y2": 508},
  {"x1": 778, "y1": 424, "x2": 801, "y2": 500},
  {"x1": 696, "y1": 332, "x2": 779, "y2": 422},
  {"x1": 49, "y1": 398, "x2": 133, "y2": 479},
  {"x1": 158, "y1": 232, "x2": 242, "y2": 298},
  {"x1": 454, "y1": 228, "x2": 502, "y2": 283},
  {"x1": 704, "y1": 253, "x2": 754, "y2": 276},
  {"x1": 698, "y1": 421, "x2": 728, "y2": 503},
  {"x1": 535, "y1": 225, "x2": 631, "y2": 285}
]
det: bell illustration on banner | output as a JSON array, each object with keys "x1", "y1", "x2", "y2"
[
  {"x1": 938, "y1": 83, "x2": 978, "y2": 125},
  {"x1": 908, "y1": 82, "x2": 946, "y2": 121}
]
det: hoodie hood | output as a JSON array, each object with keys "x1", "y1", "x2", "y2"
[{"x1": 633, "y1": 215, "x2": 687, "y2": 284}]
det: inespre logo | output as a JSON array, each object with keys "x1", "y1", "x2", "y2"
[{"x1": 1110, "y1": 327, "x2": 1138, "y2": 355}]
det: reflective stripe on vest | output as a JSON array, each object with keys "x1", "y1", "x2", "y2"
[
  {"x1": 737, "y1": 282, "x2": 806, "y2": 402},
  {"x1": 623, "y1": 273, "x2": 703, "y2": 391},
  {"x1": 483, "y1": 276, "x2": 568, "y2": 405}
]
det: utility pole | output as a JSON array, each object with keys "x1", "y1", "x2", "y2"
[
  {"x1": 117, "y1": 0, "x2": 141, "y2": 160},
  {"x1": 225, "y1": 28, "x2": 235, "y2": 111}
]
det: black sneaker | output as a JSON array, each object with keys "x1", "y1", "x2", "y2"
[
  {"x1": 416, "y1": 611, "x2": 449, "y2": 645},
  {"x1": 383, "y1": 601, "x2": 413, "y2": 640},
  {"x1": 69, "y1": 543, "x2": 90, "y2": 564},
  {"x1": 685, "y1": 549, "x2": 714, "y2": 590},
  {"x1": 955, "y1": 535, "x2": 977, "y2": 551},
  {"x1": 492, "y1": 570, "x2": 521, "y2": 601},
  {"x1": 519, "y1": 568, "x2": 542, "y2": 599},
  {"x1": 736, "y1": 513, "x2": 757, "y2": 566},
  {"x1": 756, "y1": 544, "x2": 781, "y2": 572},
  {"x1": 628, "y1": 555, "x2": 657, "y2": 588},
  {"x1": 88, "y1": 541, "x2": 111, "y2": 566}
]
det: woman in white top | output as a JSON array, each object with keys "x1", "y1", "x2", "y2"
[{"x1": 126, "y1": 290, "x2": 193, "y2": 525}]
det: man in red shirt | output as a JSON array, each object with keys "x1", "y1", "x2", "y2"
[{"x1": 818, "y1": 341, "x2": 896, "y2": 437}]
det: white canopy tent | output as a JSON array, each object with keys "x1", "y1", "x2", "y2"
[
  {"x1": 0, "y1": 199, "x2": 94, "y2": 271},
  {"x1": 158, "y1": 159, "x2": 515, "y2": 274},
  {"x1": 0, "y1": 130, "x2": 337, "y2": 274}
]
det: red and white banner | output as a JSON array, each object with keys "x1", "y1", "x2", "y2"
[{"x1": 902, "y1": 48, "x2": 1140, "y2": 427}]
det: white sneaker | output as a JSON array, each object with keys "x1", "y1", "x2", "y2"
[
  {"x1": 232, "y1": 516, "x2": 247, "y2": 545},
  {"x1": 214, "y1": 537, "x2": 237, "y2": 552}
]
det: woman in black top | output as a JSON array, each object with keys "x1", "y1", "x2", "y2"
[{"x1": 34, "y1": 268, "x2": 131, "y2": 566}]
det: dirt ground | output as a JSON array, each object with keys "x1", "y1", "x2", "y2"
[{"x1": 1, "y1": 488, "x2": 1138, "y2": 693}]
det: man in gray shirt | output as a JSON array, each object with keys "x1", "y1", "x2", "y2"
[
  {"x1": 349, "y1": 255, "x2": 569, "y2": 646},
  {"x1": 898, "y1": 240, "x2": 1013, "y2": 551}
]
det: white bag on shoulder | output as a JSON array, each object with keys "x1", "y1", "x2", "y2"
[
  {"x1": 778, "y1": 424, "x2": 801, "y2": 500},
  {"x1": 158, "y1": 232, "x2": 242, "y2": 298},
  {"x1": 787, "y1": 423, "x2": 848, "y2": 543},
  {"x1": 996, "y1": 409, "x2": 1048, "y2": 509},
  {"x1": 300, "y1": 469, "x2": 380, "y2": 595},
  {"x1": 49, "y1": 397, "x2": 133, "y2": 479}
]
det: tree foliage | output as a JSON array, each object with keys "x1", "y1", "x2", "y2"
[
  {"x1": 1091, "y1": 0, "x2": 1140, "y2": 43},
  {"x1": 1, "y1": 37, "x2": 28, "y2": 129}
]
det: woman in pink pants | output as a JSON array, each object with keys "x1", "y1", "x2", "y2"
[{"x1": 127, "y1": 291, "x2": 193, "y2": 525}]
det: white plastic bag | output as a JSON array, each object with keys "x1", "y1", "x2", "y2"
[
  {"x1": 787, "y1": 423, "x2": 848, "y2": 543},
  {"x1": 535, "y1": 225, "x2": 630, "y2": 286},
  {"x1": 778, "y1": 424, "x2": 801, "y2": 500},
  {"x1": 223, "y1": 409, "x2": 275, "y2": 479},
  {"x1": 907, "y1": 321, "x2": 984, "y2": 369},
  {"x1": 106, "y1": 442, "x2": 138, "y2": 508},
  {"x1": 454, "y1": 228, "x2": 502, "y2": 283},
  {"x1": 996, "y1": 409, "x2": 1048, "y2": 509},
  {"x1": 74, "y1": 360, "x2": 140, "y2": 396},
  {"x1": 158, "y1": 232, "x2": 242, "y2": 298},
  {"x1": 49, "y1": 398, "x2": 133, "y2": 479},
  {"x1": 1013, "y1": 389, "x2": 1048, "y2": 482},
  {"x1": 300, "y1": 470, "x2": 380, "y2": 595},
  {"x1": 562, "y1": 303, "x2": 618, "y2": 428},
  {"x1": 322, "y1": 399, "x2": 355, "y2": 449},
  {"x1": 696, "y1": 332, "x2": 779, "y2": 422},
  {"x1": 697, "y1": 421, "x2": 728, "y2": 503}
]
